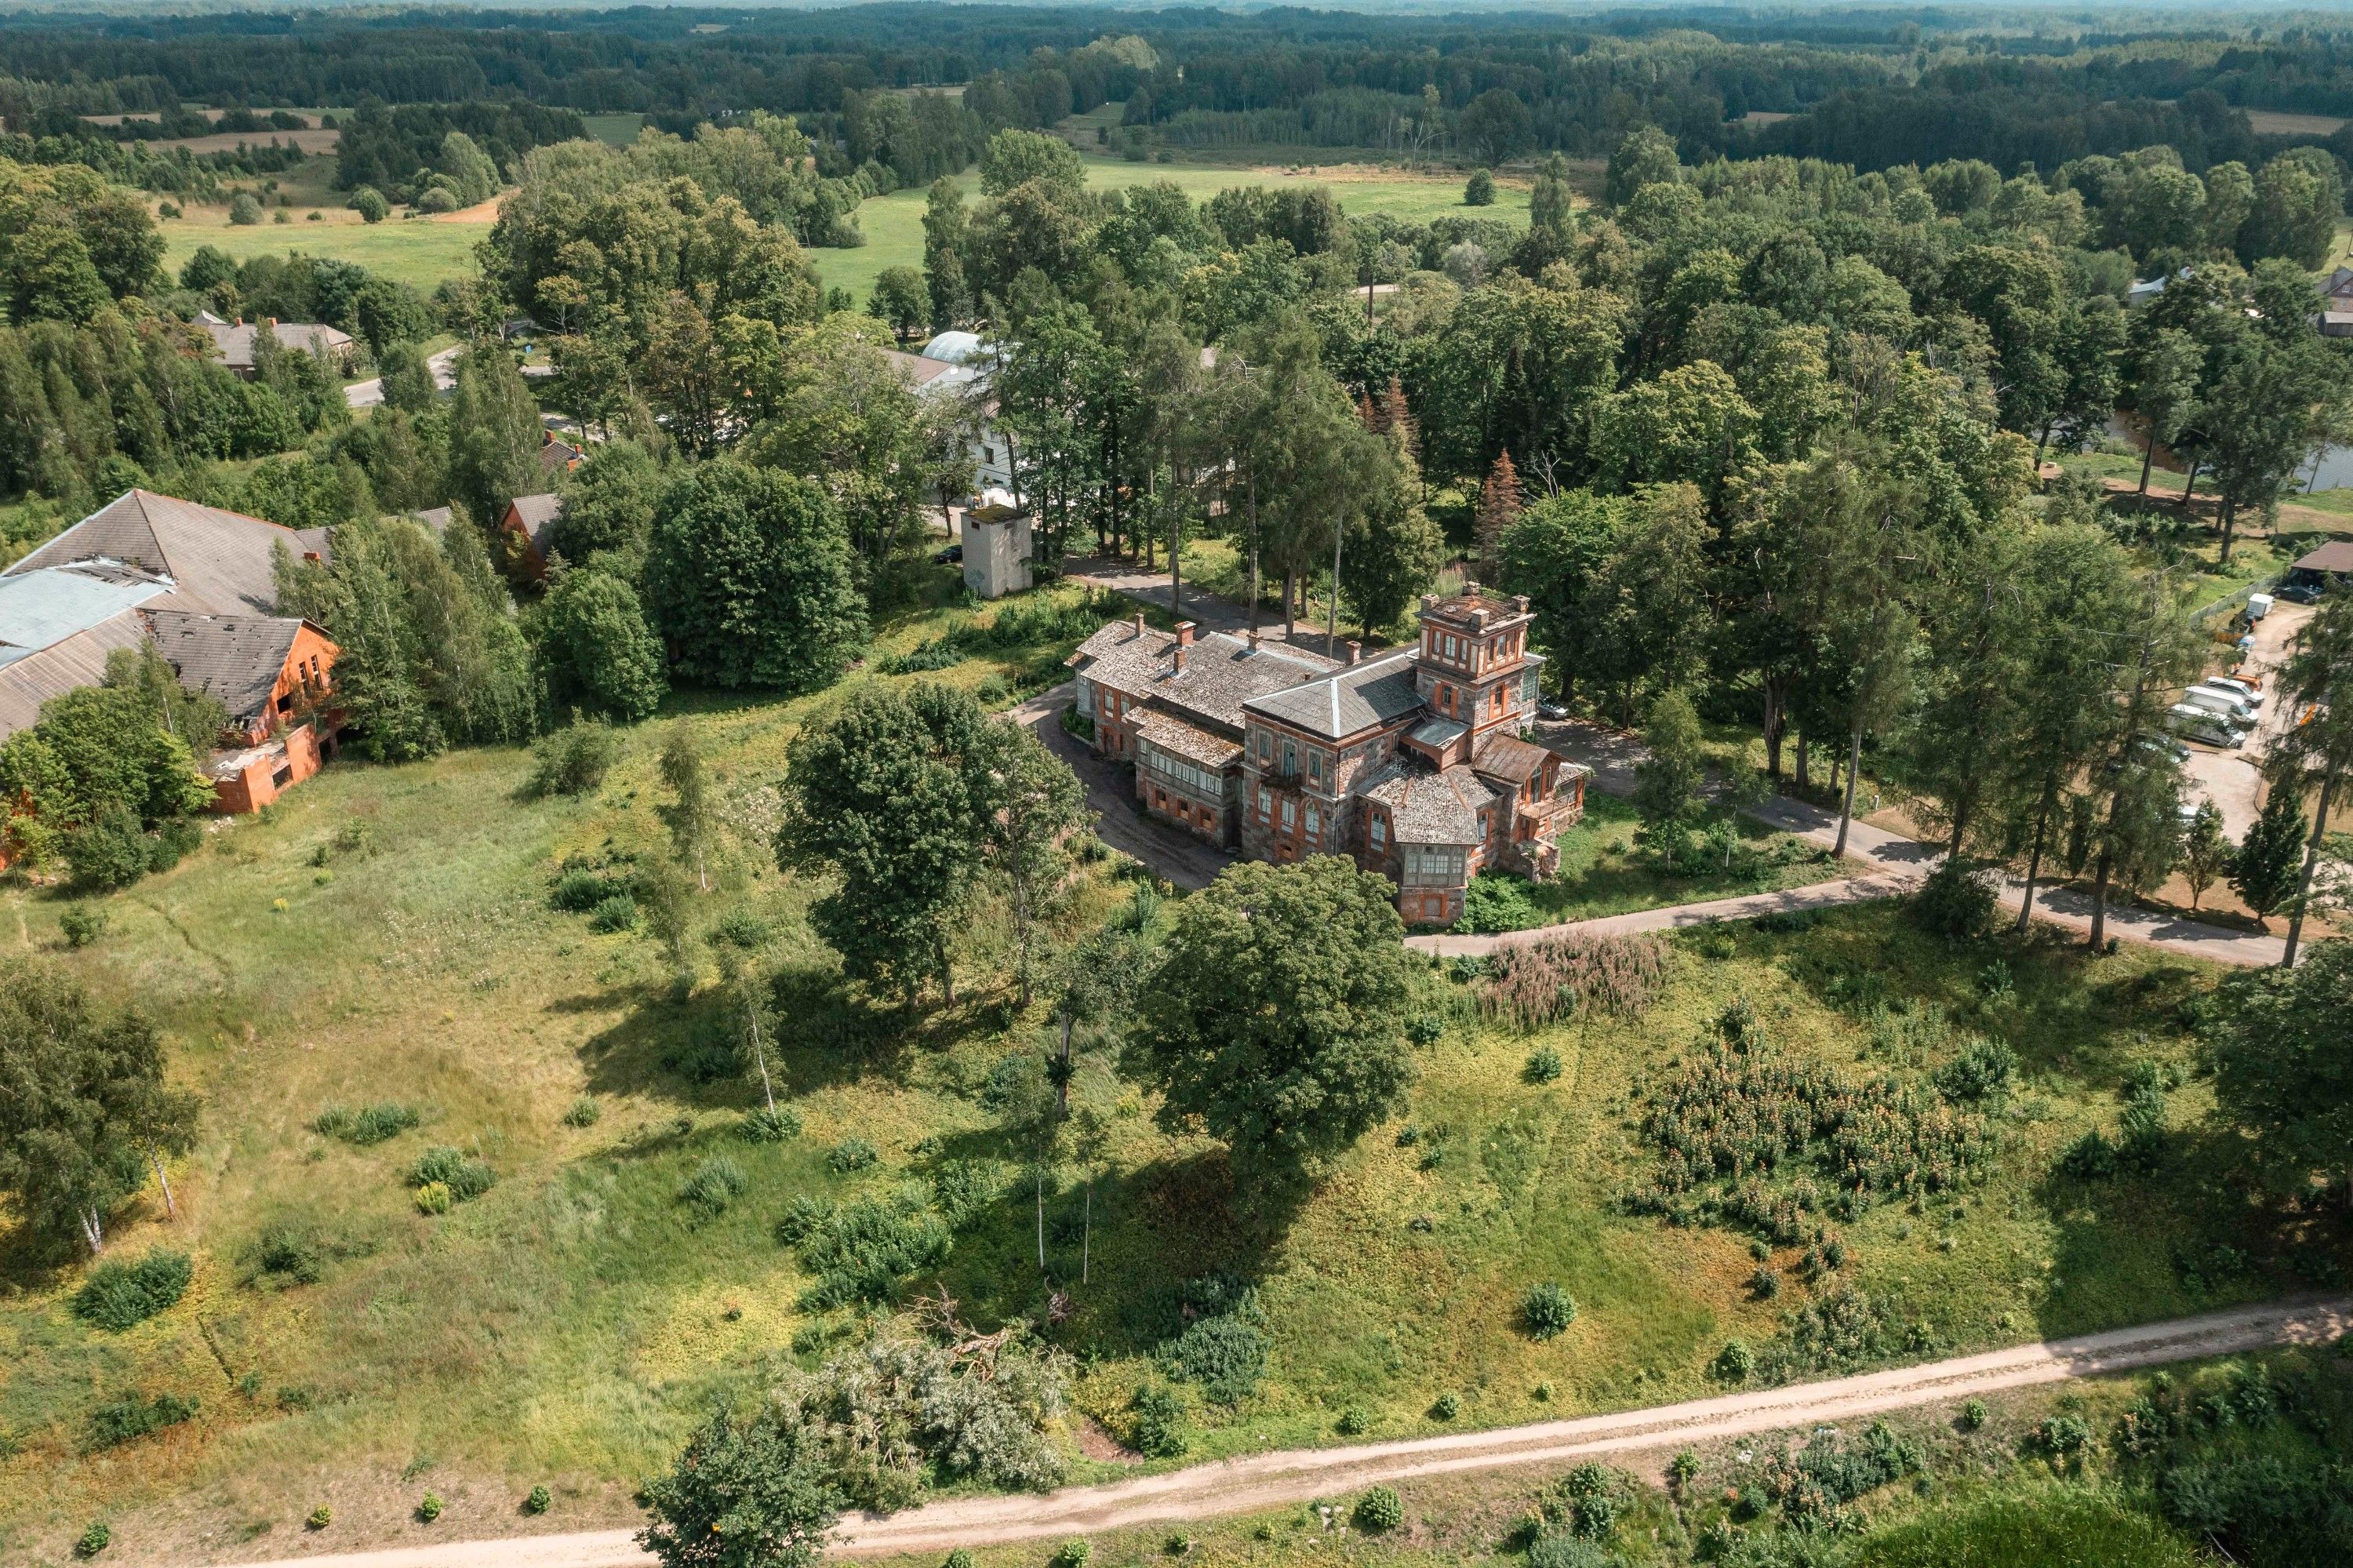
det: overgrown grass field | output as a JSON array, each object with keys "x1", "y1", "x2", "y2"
[{"x1": 0, "y1": 566, "x2": 2329, "y2": 1563}]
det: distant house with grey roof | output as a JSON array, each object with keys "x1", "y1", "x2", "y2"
[
  {"x1": 200, "y1": 317, "x2": 357, "y2": 378},
  {"x1": 1067, "y1": 585, "x2": 1589, "y2": 925}
]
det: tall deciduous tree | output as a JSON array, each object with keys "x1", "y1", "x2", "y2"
[
  {"x1": 446, "y1": 343, "x2": 543, "y2": 530},
  {"x1": 777, "y1": 682, "x2": 992, "y2": 1003},
  {"x1": 976, "y1": 720, "x2": 1088, "y2": 1007},
  {"x1": 645, "y1": 461, "x2": 866, "y2": 693},
  {"x1": 0, "y1": 965, "x2": 196, "y2": 1255},
  {"x1": 660, "y1": 725, "x2": 719, "y2": 893},
  {"x1": 638, "y1": 1405, "x2": 842, "y2": 1568},
  {"x1": 1123, "y1": 857, "x2": 1414, "y2": 1195},
  {"x1": 2266, "y1": 596, "x2": 2353, "y2": 966},
  {"x1": 535, "y1": 566, "x2": 667, "y2": 722}
]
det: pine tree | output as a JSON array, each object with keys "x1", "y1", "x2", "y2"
[
  {"x1": 2231, "y1": 784, "x2": 2308, "y2": 930},
  {"x1": 2180, "y1": 799, "x2": 2228, "y2": 911},
  {"x1": 1475, "y1": 449, "x2": 1522, "y2": 580}
]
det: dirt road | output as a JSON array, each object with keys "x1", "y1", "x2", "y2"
[{"x1": 238, "y1": 1297, "x2": 2350, "y2": 1568}]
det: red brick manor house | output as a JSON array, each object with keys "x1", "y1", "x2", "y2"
[{"x1": 1067, "y1": 585, "x2": 1590, "y2": 924}]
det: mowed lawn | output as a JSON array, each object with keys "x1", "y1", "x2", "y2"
[
  {"x1": 0, "y1": 551, "x2": 2297, "y2": 1562},
  {"x1": 813, "y1": 153, "x2": 1532, "y2": 305}
]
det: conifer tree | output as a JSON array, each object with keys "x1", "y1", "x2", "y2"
[
  {"x1": 1475, "y1": 449, "x2": 1523, "y2": 581},
  {"x1": 2231, "y1": 784, "x2": 2308, "y2": 930}
]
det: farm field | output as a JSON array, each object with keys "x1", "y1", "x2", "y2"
[
  {"x1": 0, "y1": 566, "x2": 2325, "y2": 1563},
  {"x1": 814, "y1": 152, "x2": 1531, "y2": 305},
  {"x1": 159, "y1": 218, "x2": 492, "y2": 293}
]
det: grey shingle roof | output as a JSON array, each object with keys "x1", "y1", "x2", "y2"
[
  {"x1": 1244, "y1": 649, "x2": 1421, "y2": 739},
  {"x1": 201, "y1": 320, "x2": 354, "y2": 370},
  {"x1": 5, "y1": 489, "x2": 301, "y2": 617},
  {"x1": 1136, "y1": 710, "x2": 1242, "y2": 767},
  {"x1": 142, "y1": 610, "x2": 304, "y2": 725},
  {"x1": 1359, "y1": 761, "x2": 1498, "y2": 846},
  {"x1": 506, "y1": 493, "x2": 563, "y2": 557},
  {"x1": 1077, "y1": 622, "x2": 1331, "y2": 733}
]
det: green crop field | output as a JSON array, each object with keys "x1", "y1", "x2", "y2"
[
  {"x1": 0, "y1": 561, "x2": 2306, "y2": 1561},
  {"x1": 813, "y1": 153, "x2": 1531, "y2": 305}
]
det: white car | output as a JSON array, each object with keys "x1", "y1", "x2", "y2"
[
  {"x1": 2198, "y1": 675, "x2": 2264, "y2": 709},
  {"x1": 2178, "y1": 686, "x2": 2259, "y2": 726},
  {"x1": 2166, "y1": 703, "x2": 2246, "y2": 748}
]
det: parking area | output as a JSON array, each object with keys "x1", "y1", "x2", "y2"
[{"x1": 2177, "y1": 599, "x2": 2314, "y2": 839}]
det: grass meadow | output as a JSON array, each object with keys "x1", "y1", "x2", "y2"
[{"x1": 0, "y1": 558, "x2": 2326, "y2": 1562}]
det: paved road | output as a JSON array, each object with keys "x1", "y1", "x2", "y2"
[
  {"x1": 233, "y1": 1297, "x2": 2351, "y2": 1567},
  {"x1": 344, "y1": 345, "x2": 461, "y2": 409}
]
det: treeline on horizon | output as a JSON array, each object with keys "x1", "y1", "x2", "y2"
[{"x1": 7, "y1": 5, "x2": 2353, "y2": 180}]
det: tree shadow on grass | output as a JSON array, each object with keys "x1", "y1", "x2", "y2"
[{"x1": 2027, "y1": 1119, "x2": 2337, "y2": 1344}]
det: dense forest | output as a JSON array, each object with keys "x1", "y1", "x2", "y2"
[{"x1": 8, "y1": 5, "x2": 2353, "y2": 178}]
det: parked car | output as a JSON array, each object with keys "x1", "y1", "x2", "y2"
[
  {"x1": 931, "y1": 543, "x2": 963, "y2": 564},
  {"x1": 1536, "y1": 700, "x2": 1569, "y2": 721},
  {"x1": 2166, "y1": 703, "x2": 2246, "y2": 748},
  {"x1": 2199, "y1": 675, "x2": 2264, "y2": 707},
  {"x1": 2179, "y1": 686, "x2": 2259, "y2": 726},
  {"x1": 2278, "y1": 577, "x2": 2326, "y2": 606}
]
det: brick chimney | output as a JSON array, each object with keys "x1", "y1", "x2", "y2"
[
  {"x1": 264, "y1": 316, "x2": 277, "y2": 329},
  {"x1": 1175, "y1": 620, "x2": 1195, "y2": 648},
  {"x1": 1464, "y1": 579, "x2": 1481, "y2": 598},
  {"x1": 1172, "y1": 644, "x2": 1188, "y2": 675},
  {"x1": 1512, "y1": 594, "x2": 1530, "y2": 614},
  {"x1": 1346, "y1": 639, "x2": 1362, "y2": 665}
]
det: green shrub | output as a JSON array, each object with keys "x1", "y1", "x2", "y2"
[
  {"x1": 525, "y1": 1485, "x2": 551, "y2": 1515},
  {"x1": 59, "y1": 904, "x2": 107, "y2": 948},
  {"x1": 529, "y1": 718, "x2": 620, "y2": 798},
  {"x1": 1405, "y1": 1013, "x2": 1445, "y2": 1046},
  {"x1": 84, "y1": 1392, "x2": 198, "y2": 1451},
  {"x1": 67, "y1": 806, "x2": 155, "y2": 890},
  {"x1": 1933, "y1": 1036, "x2": 2020, "y2": 1103},
  {"x1": 562, "y1": 1095, "x2": 602, "y2": 1128},
  {"x1": 827, "y1": 1135, "x2": 878, "y2": 1173},
  {"x1": 72, "y1": 1249, "x2": 192, "y2": 1331},
  {"x1": 678, "y1": 1155, "x2": 748, "y2": 1219},
  {"x1": 1353, "y1": 1486, "x2": 1404, "y2": 1532},
  {"x1": 252, "y1": 1225, "x2": 325, "y2": 1285},
  {"x1": 1712, "y1": 1340, "x2": 1754, "y2": 1381},
  {"x1": 1959, "y1": 1398, "x2": 1988, "y2": 1431},
  {"x1": 944, "y1": 1553, "x2": 973, "y2": 1568},
  {"x1": 2035, "y1": 1413, "x2": 2093, "y2": 1459},
  {"x1": 1521, "y1": 1281, "x2": 1577, "y2": 1339},
  {"x1": 312, "y1": 1101, "x2": 420, "y2": 1144},
  {"x1": 2060, "y1": 1130, "x2": 2120, "y2": 1180},
  {"x1": 413, "y1": 1181, "x2": 453, "y2": 1215},
  {"x1": 587, "y1": 893, "x2": 638, "y2": 933},
  {"x1": 1748, "y1": 1264, "x2": 1780, "y2": 1300},
  {"x1": 408, "y1": 1146, "x2": 495, "y2": 1201},
  {"x1": 1129, "y1": 1385, "x2": 1187, "y2": 1457},
  {"x1": 929, "y1": 1159, "x2": 1003, "y2": 1228},
  {"x1": 416, "y1": 1492, "x2": 443, "y2": 1523},
  {"x1": 1525, "y1": 1047, "x2": 1564, "y2": 1084},
  {"x1": 306, "y1": 1506, "x2": 332, "y2": 1530},
  {"x1": 1051, "y1": 1541, "x2": 1090, "y2": 1568},
  {"x1": 1456, "y1": 871, "x2": 1540, "y2": 933},
  {"x1": 1336, "y1": 1404, "x2": 1369, "y2": 1435},
  {"x1": 784, "y1": 1196, "x2": 951, "y2": 1307},
  {"x1": 738, "y1": 1105, "x2": 800, "y2": 1143},
  {"x1": 74, "y1": 1521, "x2": 109, "y2": 1557},
  {"x1": 1161, "y1": 1308, "x2": 1268, "y2": 1404},
  {"x1": 1465, "y1": 168, "x2": 1497, "y2": 205},
  {"x1": 1430, "y1": 1392, "x2": 1460, "y2": 1420},
  {"x1": 1910, "y1": 857, "x2": 1999, "y2": 941},
  {"x1": 550, "y1": 869, "x2": 630, "y2": 911},
  {"x1": 711, "y1": 909, "x2": 771, "y2": 948}
]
